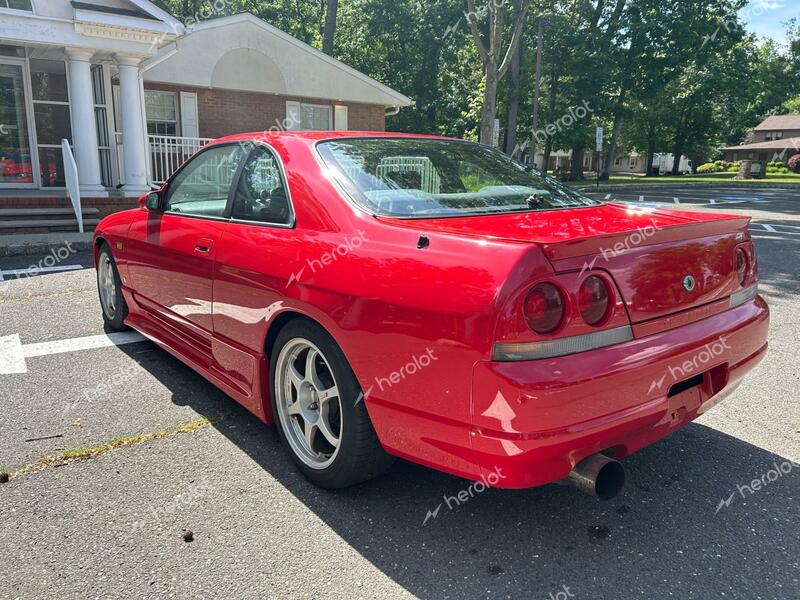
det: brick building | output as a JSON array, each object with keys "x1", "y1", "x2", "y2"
[{"x1": 0, "y1": 2, "x2": 412, "y2": 234}]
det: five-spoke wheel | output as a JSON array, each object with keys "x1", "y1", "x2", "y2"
[
  {"x1": 270, "y1": 319, "x2": 394, "y2": 488},
  {"x1": 274, "y1": 339, "x2": 342, "y2": 469}
]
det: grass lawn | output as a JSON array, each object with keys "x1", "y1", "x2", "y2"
[{"x1": 565, "y1": 172, "x2": 800, "y2": 188}]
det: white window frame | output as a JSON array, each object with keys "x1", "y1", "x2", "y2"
[
  {"x1": 30, "y1": 57, "x2": 72, "y2": 189},
  {"x1": 629, "y1": 157, "x2": 637, "y2": 169},
  {"x1": 286, "y1": 101, "x2": 333, "y2": 131},
  {"x1": 766, "y1": 131, "x2": 784, "y2": 141},
  {"x1": 334, "y1": 105, "x2": 348, "y2": 131},
  {"x1": 0, "y1": 55, "x2": 40, "y2": 189},
  {"x1": 0, "y1": 1, "x2": 33, "y2": 13},
  {"x1": 145, "y1": 90, "x2": 180, "y2": 137}
]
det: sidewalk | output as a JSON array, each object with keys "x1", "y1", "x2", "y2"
[{"x1": 0, "y1": 233, "x2": 94, "y2": 258}]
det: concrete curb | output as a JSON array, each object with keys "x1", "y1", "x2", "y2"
[
  {"x1": 577, "y1": 182, "x2": 800, "y2": 193},
  {"x1": 0, "y1": 233, "x2": 94, "y2": 258}
]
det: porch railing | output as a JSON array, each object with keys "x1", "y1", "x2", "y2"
[{"x1": 147, "y1": 135, "x2": 213, "y2": 186}]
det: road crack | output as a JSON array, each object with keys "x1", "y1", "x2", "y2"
[{"x1": 0, "y1": 417, "x2": 214, "y2": 482}]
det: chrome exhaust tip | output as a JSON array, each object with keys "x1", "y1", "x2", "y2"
[{"x1": 566, "y1": 454, "x2": 625, "y2": 500}]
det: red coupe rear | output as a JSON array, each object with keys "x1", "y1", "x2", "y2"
[{"x1": 93, "y1": 132, "x2": 769, "y2": 497}]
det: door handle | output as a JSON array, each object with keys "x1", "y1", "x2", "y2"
[{"x1": 194, "y1": 238, "x2": 214, "y2": 255}]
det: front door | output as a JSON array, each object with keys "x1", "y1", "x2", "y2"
[
  {"x1": 126, "y1": 143, "x2": 247, "y2": 342},
  {"x1": 0, "y1": 59, "x2": 37, "y2": 188}
]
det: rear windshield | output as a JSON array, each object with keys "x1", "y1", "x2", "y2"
[{"x1": 316, "y1": 138, "x2": 600, "y2": 218}]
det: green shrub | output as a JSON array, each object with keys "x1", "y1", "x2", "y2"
[{"x1": 697, "y1": 162, "x2": 719, "y2": 173}]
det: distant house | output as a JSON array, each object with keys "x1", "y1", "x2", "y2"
[
  {"x1": 526, "y1": 149, "x2": 648, "y2": 174},
  {"x1": 721, "y1": 115, "x2": 800, "y2": 163}
]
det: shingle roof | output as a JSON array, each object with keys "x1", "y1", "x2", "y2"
[
  {"x1": 754, "y1": 115, "x2": 800, "y2": 131},
  {"x1": 721, "y1": 138, "x2": 800, "y2": 151}
]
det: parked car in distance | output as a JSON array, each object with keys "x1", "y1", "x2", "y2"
[{"x1": 93, "y1": 131, "x2": 768, "y2": 498}]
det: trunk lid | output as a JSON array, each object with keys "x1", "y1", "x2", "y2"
[{"x1": 378, "y1": 203, "x2": 751, "y2": 323}]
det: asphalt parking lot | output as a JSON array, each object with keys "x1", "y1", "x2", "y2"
[{"x1": 1, "y1": 186, "x2": 798, "y2": 600}]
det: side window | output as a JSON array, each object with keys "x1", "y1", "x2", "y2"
[
  {"x1": 231, "y1": 147, "x2": 293, "y2": 225},
  {"x1": 164, "y1": 145, "x2": 246, "y2": 218}
]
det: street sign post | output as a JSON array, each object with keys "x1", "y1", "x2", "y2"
[{"x1": 596, "y1": 127, "x2": 603, "y2": 189}]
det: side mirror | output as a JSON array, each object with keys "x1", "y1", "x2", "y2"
[{"x1": 138, "y1": 191, "x2": 162, "y2": 211}]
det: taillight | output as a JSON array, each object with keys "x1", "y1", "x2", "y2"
[
  {"x1": 736, "y1": 248, "x2": 747, "y2": 286},
  {"x1": 524, "y1": 283, "x2": 565, "y2": 334},
  {"x1": 579, "y1": 276, "x2": 610, "y2": 326}
]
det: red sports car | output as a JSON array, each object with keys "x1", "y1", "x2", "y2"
[{"x1": 93, "y1": 132, "x2": 769, "y2": 498}]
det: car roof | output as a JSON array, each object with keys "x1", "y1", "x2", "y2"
[{"x1": 209, "y1": 130, "x2": 453, "y2": 146}]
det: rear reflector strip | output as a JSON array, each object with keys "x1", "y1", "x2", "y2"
[
  {"x1": 492, "y1": 325, "x2": 634, "y2": 362},
  {"x1": 730, "y1": 284, "x2": 758, "y2": 309}
]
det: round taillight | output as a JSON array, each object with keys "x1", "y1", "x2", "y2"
[
  {"x1": 579, "y1": 276, "x2": 611, "y2": 326},
  {"x1": 736, "y1": 248, "x2": 747, "y2": 285},
  {"x1": 524, "y1": 283, "x2": 565, "y2": 334}
]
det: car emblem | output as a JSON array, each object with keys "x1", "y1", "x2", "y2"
[{"x1": 683, "y1": 275, "x2": 697, "y2": 292}]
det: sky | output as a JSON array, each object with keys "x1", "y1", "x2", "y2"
[{"x1": 741, "y1": 0, "x2": 800, "y2": 44}]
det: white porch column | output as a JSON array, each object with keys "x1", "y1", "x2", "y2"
[
  {"x1": 65, "y1": 49, "x2": 105, "y2": 195},
  {"x1": 117, "y1": 56, "x2": 150, "y2": 195}
]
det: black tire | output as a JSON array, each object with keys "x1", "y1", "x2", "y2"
[
  {"x1": 97, "y1": 243, "x2": 129, "y2": 332},
  {"x1": 270, "y1": 319, "x2": 394, "y2": 488}
]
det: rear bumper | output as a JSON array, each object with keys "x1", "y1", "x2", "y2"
[{"x1": 469, "y1": 295, "x2": 769, "y2": 489}]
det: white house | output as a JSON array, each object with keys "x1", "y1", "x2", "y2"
[{"x1": 0, "y1": 0, "x2": 412, "y2": 233}]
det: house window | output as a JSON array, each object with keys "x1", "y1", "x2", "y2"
[
  {"x1": 629, "y1": 157, "x2": 637, "y2": 169},
  {"x1": 30, "y1": 59, "x2": 71, "y2": 187},
  {"x1": 614, "y1": 158, "x2": 622, "y2": 166},
  {"x1": 92, "y1": 65, "x2": 113, "y2": 187},
  {"x1": 145, "y1": 91, "x2": 179, "y2": 137},
  {"x1": 765, "y1": 131, "x2": 783, "y2": 141},
  {"x1": 286, "y1": 101, "x2": 332, "y2": 130},
  {"x1": 1, "y1": 1, "x2": 33, "y2": 10}
]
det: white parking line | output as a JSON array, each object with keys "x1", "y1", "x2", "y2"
[
  {"x1": 0, "y1": 331, "x2": 146, "y2": 375},
  {"x1": 0, "y1": 264, "x2": 84, "y2": 279}
]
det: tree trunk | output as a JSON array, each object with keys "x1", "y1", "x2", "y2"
[
  {"x1": 504, "y1": 45, "x2": 521, "y2": 155},
  {"x1": 671, "y1": 107, "x2": 689, "y2": 175},
  {"x1": 322, "y1": 0, "x2": 338, "y2": 56},
  {"x1": 481, "y1": 67, "x2": 500, "y2": 145},
  {"x1": 604, "y1": 89, "x2": 626, "y2": 176},
  {"x1": 645, "y1": 123, "x2": 656, "y2": 177},
  {"x1": 541, "y1": 69, "x2": 557, "y2": 173},
  {"x1": 570, "y1": 145, "x2": 585, "y2": 180},
  {"x1": 529, "y1": 20, "x2": 544, "y2": 159}
]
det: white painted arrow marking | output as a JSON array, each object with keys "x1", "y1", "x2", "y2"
[
  {"x1": 0, "y1": 334, "x2": 26, "y2": 374},
  {"x1": 0, "y1": 331, "x2": 146, "y2": 375}
]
